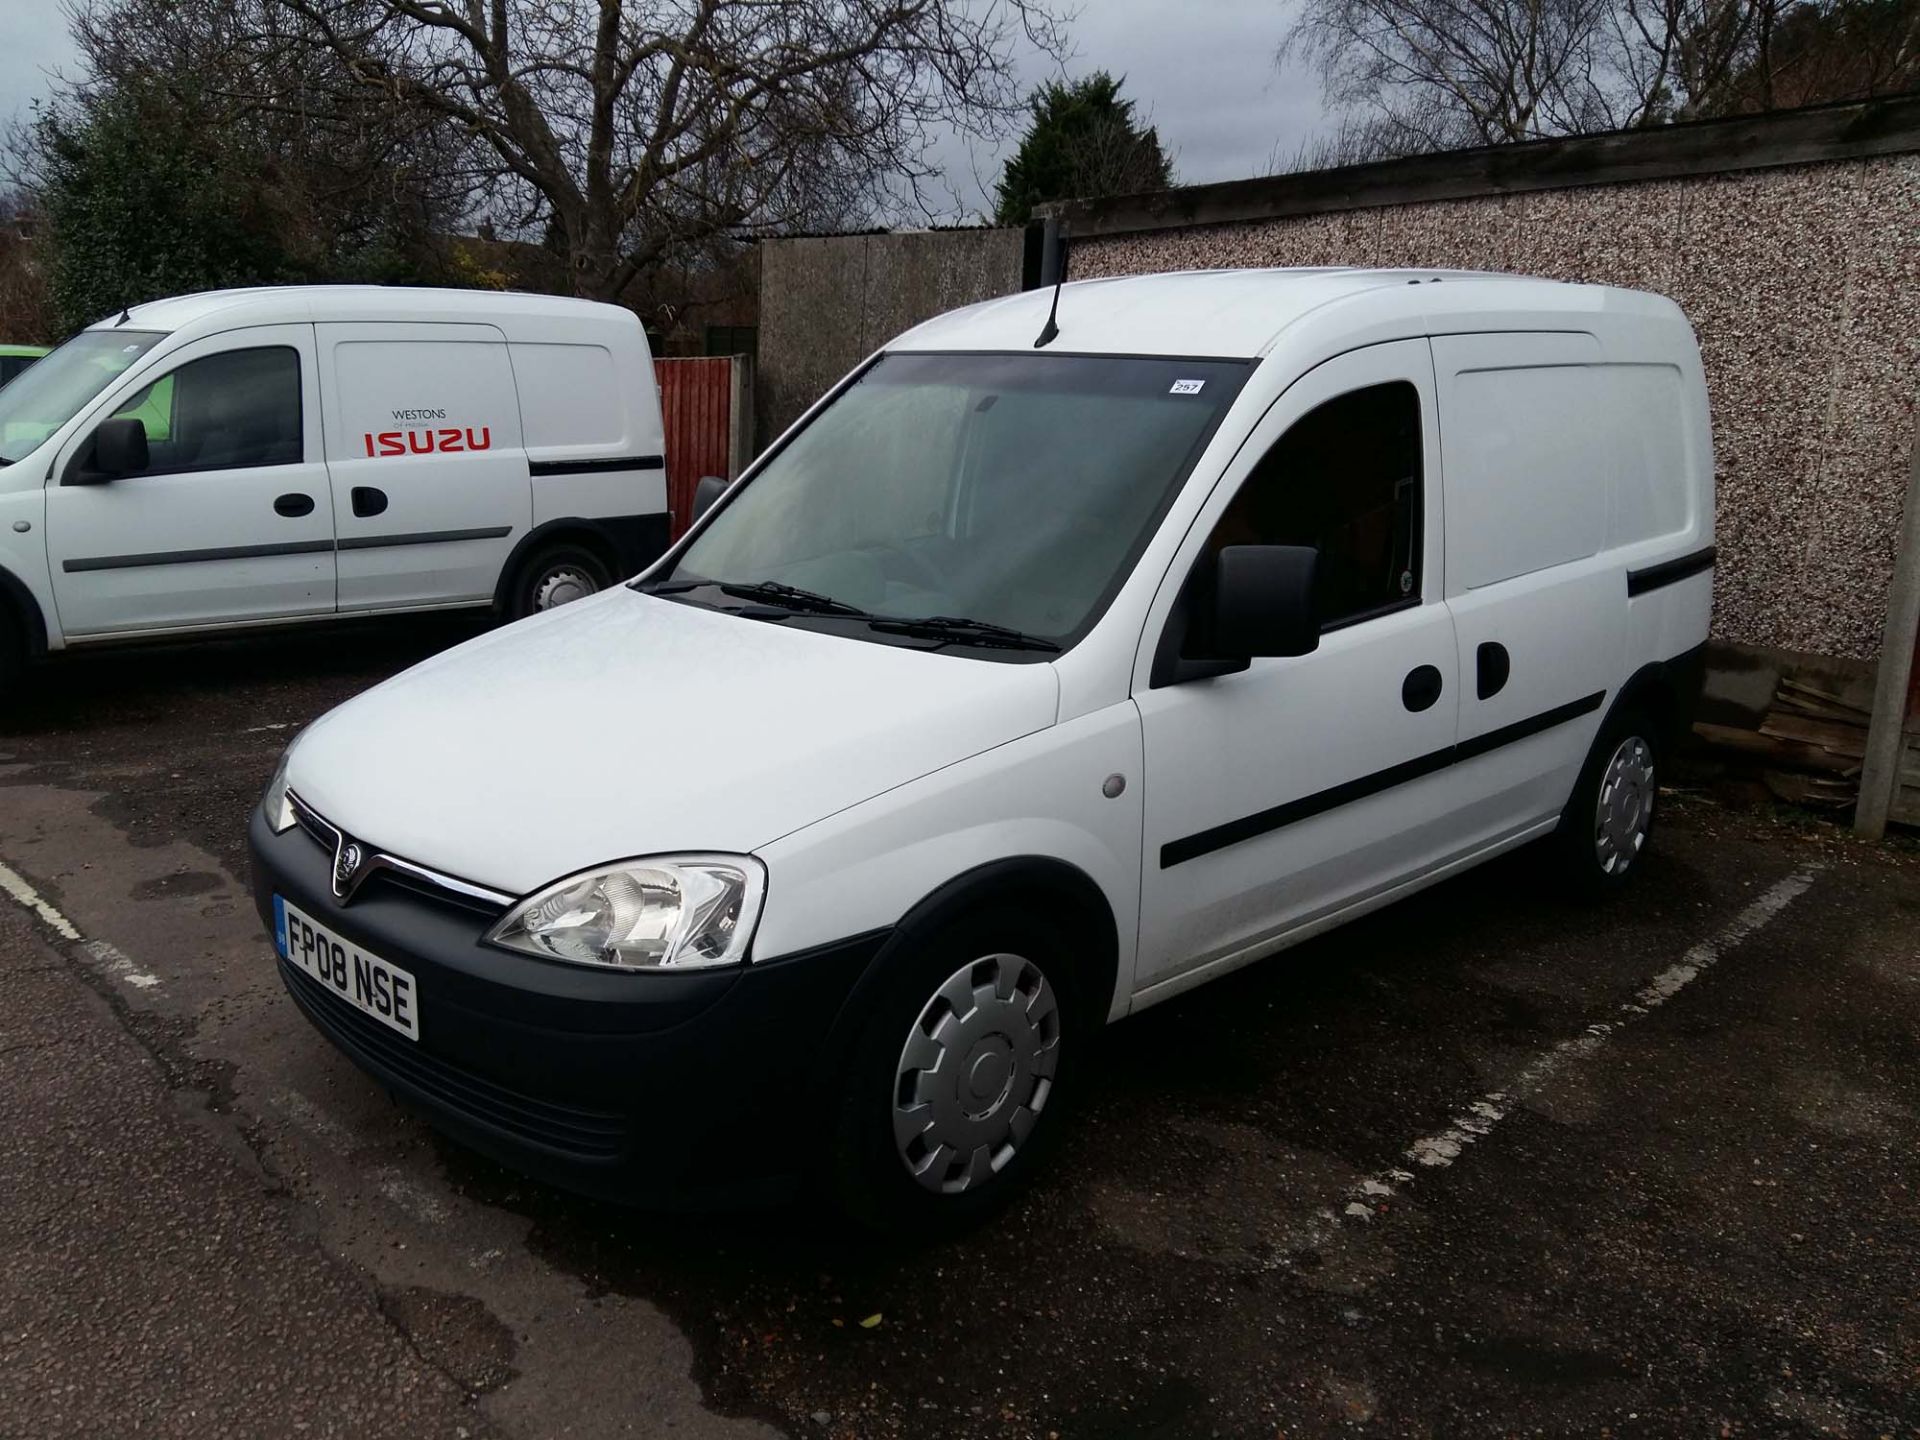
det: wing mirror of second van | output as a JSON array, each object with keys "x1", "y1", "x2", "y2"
[
  {"x1": 691, "y1": 474, "x2": 728, "y2": 524},
  {"x1": 1210, "y1": 543, "x2": 1321, "y2": 659},
  {"x1": 77, "y1": 416, "x2": 150, "y2": 482}
]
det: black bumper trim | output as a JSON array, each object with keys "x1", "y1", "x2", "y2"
[
  {"x1": 251, "y1": 807, "x2": 889, "y2": 1204},
  {"x1": 283, "y1": 960, "x2": 629, "y2": 1160}
]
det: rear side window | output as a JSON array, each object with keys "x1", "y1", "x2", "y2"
[
  {"x1": 1207, "y1": 381, "x2": 1422, "y2": 628},
  {"x1": 111, "y1": 347, "x2": 301, "y2": 474},
  {"x1": 1445, "y1": 366, "x2": 1608, "y2": 589},
  {"x1": 513, "y1": 343, "x2": 622, "y2": 447},
  {"x1": 1604, "y1": 365, "x2": 1690, "y2": 545}
]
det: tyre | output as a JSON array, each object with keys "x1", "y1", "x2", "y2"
[
  {"x1": 827, "y1": 904, "x2": 1085, "y2": 1236},
  {"x1": 1550, "y1": 703, "x2": 1661, "y2": 896},
  {"x1": 507, "y1": 543, "x2": 614, "y2": 620}
]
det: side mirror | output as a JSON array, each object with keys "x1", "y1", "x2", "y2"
[
  {"x1": 1211, "y1": 544, "x2": 1320, "y2": 659},
  {"x1": 691, "y1": 474, "x2": 727, "y2": 524},
  {"x1": 86, "y1": 416, "x2": 150, "y2": 481}
]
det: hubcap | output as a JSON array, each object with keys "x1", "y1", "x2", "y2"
[
  {"x1": 1594, "y1": 734, "x2": 1655, "y2": 875},
  {"x1": 892, "y1": 953, "x2": 1060, "y2": 1195},
  {"x1": 533, "y1": 566, "x2": 598, "y2": 611}
]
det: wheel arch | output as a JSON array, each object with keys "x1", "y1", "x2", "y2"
[
  {"x1": 491, "y1": 518, "x2": 625, "y2": 613},
  {"x1": 0, "y1": 562, "x2": 49, "y2": 657},
  {"x1": 1607, "y1": 641, "x2": 1706, "y2": 755},
  {"x1": 818, "y1": 855, "x2": 1122, "y2": 1073}
]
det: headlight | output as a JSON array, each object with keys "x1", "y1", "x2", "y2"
[
  {"x1": 261, "y1": 752, "x2": 297, "y2": 834},
  {"x1": 485, "y1": 855, "x2": 766, "y2": 972}
]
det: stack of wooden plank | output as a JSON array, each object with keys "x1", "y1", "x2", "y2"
[{"x1": 1693, "y1": 677, "x2": 1869, "y2": 809}]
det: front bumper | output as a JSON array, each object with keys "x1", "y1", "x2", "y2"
[{"x1": 248, "y1": 806, "x2": 886, "y2": 1205}]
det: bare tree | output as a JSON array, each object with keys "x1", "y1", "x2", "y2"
[
  {"x1": 1284, "y1": 0, "x2": 1920, "y2": 160},
  {"x1": 252, "y1": 0, "x2": 1067, "y2": 300},
  {"x1": 1280, "y1": 0, "x2": 1621, "y2": 150}
]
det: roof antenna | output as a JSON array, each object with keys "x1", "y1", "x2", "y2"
[
  {"x1": 1032, "y1": 217, "x2": 1068, "y2": 349},
  {"x1": 114, "y1": 304, "x2": 130, "y2": 326}
]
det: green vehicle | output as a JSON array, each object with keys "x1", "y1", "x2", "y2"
[{"x1": 0, "y1": 344, "x2": 48, "y2": 388}]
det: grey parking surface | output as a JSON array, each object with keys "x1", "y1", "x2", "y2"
[{"x1": 1, "y1": 622, "x2": 1916, "y2": 1438}]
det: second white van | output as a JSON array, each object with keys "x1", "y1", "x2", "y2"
[
  {"x1": 249, "y1": 268, "x2": 1715, "y2": 1233},
  {"x1": 0, "y1": 285, "x2": 669, "y2": 694}
]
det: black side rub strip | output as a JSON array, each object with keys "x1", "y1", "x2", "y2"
[
  {"x1": 1627, "y1": 544, "x2": 1715, "y2": 597},
  {"x1": 1161, "y1": 690, "x2": 1606, "y2": 869},
  {"x1": 528, "y1": 454, "x2": 665, "y2": 477},
  {"x1": 336, "y1": 526, "x2": 511, "y2": 551},
  {"x1": 64, "y1": 539, "x2": 335, "y2": 573},
  {"x1": 66, "y1": 528, "x2": 513, "y2": 572}
]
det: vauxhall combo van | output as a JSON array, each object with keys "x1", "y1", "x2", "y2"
[
  {"x1": 0, "y1": 286, "x2": 669, "y2": 695},
  {"x1": 249, "y1": 268, "x2": 1714, "y2": 1232}
]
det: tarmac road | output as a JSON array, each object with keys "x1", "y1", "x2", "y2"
[{"x1": 1, "y1": 619, "x2": 1915, "y2": 1439}]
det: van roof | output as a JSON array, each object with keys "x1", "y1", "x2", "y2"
[
  {"x1": 90, "y1": 285, "x2": 638, "y2": 335},
  {"x1": 889, "y1": 267, "x2": 1678, "y2": 360}
]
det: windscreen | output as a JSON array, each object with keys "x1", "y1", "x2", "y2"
[
  {"x1": 0, "y1": 329, "x2": 165, "y2": 464},
  {"x1": 666, "y1": 351, "x2": 1249, "y2": 648}
]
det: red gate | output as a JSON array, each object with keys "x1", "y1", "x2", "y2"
[{"x1": 655, "y1": 356, "x2": 735, "y2": 539}]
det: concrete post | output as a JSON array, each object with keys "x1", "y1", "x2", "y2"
[
  {"x1": 726, "y1": 353, "x2": 752, "y2": 479},
  {"x1": 1855, "y1": 418, "x2": 1920, "y2": 838}
]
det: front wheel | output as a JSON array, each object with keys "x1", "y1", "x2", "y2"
[
  {"x1": 507, "y1": 543, "x2": 613, "y2": 620},
  {"x1": 827, "y1": 906, "x2": 1084, "y2": 1236},
  {"x1": 1551, "y1": 705, "x2": 1661, "y2": 895}
]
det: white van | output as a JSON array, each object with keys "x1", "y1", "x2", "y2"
[
  {"x1": 249, "y1": 269, "x2": 1715, "y2": 1231},
  {"x1": 0, "y1": 286, "x2": 668, "y2": 690}
]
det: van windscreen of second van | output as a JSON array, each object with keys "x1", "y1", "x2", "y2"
[
  {"x1": 655, "y1": 352, "x2": 1250, "y2": 656},
  {"x1": 0, "y1": 330, "x2": 166, "y2": 465}
]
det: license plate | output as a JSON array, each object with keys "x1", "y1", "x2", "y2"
[{"x1": 275, "y1": 895, "x2": 420, "y2": 1041}]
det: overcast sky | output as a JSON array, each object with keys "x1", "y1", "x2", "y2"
[
  {"x1": 0, "y1": 1, "x2": 1326, "y2": 218},
  {"x1": 937, "y1": 1, "x2": 1326, "y2": 215}
]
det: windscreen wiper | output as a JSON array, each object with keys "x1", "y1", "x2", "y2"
[
  {"x1": 714, "y1": 579, "x2": 869, "y2": 617},
  {"x1": 638, "y1": 577, "x2": 867, "y2": 617},
  {"x1": 866, "y1": 614, "x2": 1060, "y2": 652}
]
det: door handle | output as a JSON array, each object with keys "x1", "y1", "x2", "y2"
[
  {"x1": 351, "y1": 487, "x2": 388, "y2": 518},
  {"x1": 274, "y1": 493, "x2": 315, "y2": 518},
  {"x1": 1476, "y1": 642, "x2": 1511, "y2": 699},
  {"x1": 1402, "y1": 664, "x2": 1444, "y2": 712}
]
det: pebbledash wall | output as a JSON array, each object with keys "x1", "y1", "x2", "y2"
[{"x1": 1050, "y1": 97, "x2": 1920, "y2": 665}]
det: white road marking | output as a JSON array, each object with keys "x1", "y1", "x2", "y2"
[
  {"x1": 241, "y1": 723, "x2": 294, "y2": 734},
  {"x1": 1309, "y1": 867, "x2": 1819, "y2": 1245},
  {"x1": 372, "y1": 1165, "x2": 450, "y2": 1226},
  {"x1": 0, "y1": 859, "x2": 163, "y2": 988},
  {"x1": 1267, "y1": 867, "x2": 1820, "y2": 1259},
  {"x1": 270, "y1": 1089, "x2": 352, "y2": 1151},
  {"x1": 0, "y1": 860, "x2": 83, "y2": 940},
  {"x1": 81, "y1": 939, "x2": 164, "y2": 990}
]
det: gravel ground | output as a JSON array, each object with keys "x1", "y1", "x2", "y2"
[{"x1": 1, "y1": 620, "x2": 1915, "y2": 1439}]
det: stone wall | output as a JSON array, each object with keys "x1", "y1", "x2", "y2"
[
  {"x1": 756, "y1": 227, "x2": 1030, "y2": 446},
  {"x1": 1070, "y1": 156, "x2": 1920, "y2": 662}
]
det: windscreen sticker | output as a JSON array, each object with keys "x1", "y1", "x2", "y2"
[{"x1": 1169, "y1": 378, "x2": 1206, "y2": 395}]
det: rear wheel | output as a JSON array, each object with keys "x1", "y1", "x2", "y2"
[
  {"x1": 1551, "y1": 704, "x2": 1661, "y2": 895},
  {"x1": 828, "y1": 905, "x2": 1084, "y2": 1236},
  {"x1": 507, "y1": 542, "x2": 613, "y2": 620}
]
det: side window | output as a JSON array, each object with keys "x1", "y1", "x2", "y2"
[
  {"x1": 1208, "y1": 381, "x2": 1422, "y2": 628},
  {"x1": 108, "y1": 347, "x2": 301, "y2": 474}
]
